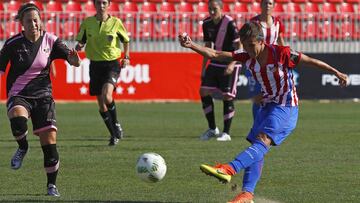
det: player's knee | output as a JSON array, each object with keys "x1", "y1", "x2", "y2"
[
  {"x1": 42, "y1": 144, "x2": 59, "y2": 169},
  {"x1": 102, "y1": 92, "x2": 113, "y2": 104},
  {"x1": 256, "y1": 133, "x2": 272, "y2": 147},
  {"x1": 10, "y1": 116, "x2": 28, "y2": 137}
]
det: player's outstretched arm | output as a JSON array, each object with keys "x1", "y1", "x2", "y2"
[
  {"x1": 299, "y1": 54, "x2": 348, "y2": 87},
  {"x1": 178, "y1": 33, "x2": 233, "y2": 62}
]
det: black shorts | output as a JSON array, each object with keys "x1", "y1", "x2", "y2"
[
  {"x1": 89, "y1": 60, "x2": 121, "y2": 96},
  {"x1": 201, "y1": 63, "x2": 240, "y2": 98},
  {"x1": 7, "y1": 96, "x2": 57, "y2": 135}
]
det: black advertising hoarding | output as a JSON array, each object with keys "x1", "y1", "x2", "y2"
[{"x1": 236, "y1": 54, "x2": 360, "y2": 100}]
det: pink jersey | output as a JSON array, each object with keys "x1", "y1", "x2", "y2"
[
  {"x1": 251, "y1": 15, "x2": 284, "y2": 45},
  {"x1": 233, "y1": 44, "x2": 301, "y2": 106}
]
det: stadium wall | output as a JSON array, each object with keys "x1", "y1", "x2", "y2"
[{"x1": 0, "y1": 52, "x2": 358, "y2": 102}]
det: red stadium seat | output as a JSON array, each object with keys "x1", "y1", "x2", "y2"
[
  {"x1": 123, "y1": 18, "x2": 137, "y2": 39},
  {"x1": 122, "y1": 1, "x2": 138, "y2": 18},
  {"x1": 6, "y1": 0, "x2": 21, "y2": 19},
  {"x1": 291, "y1": 0, "x2": 307, "y2": 3},
  {"x1": 232, "y1": 2, "x2": 248, "y2": 17},
  {"x1": 345, "y1": 0, "x2": 359, "y2": 3},
  {"x1": 275, "y1": 0, "x2": 290, "y2": 3},
  {"x1": 83, "y1": 0, "x2": 96, "y2": 17},
  {"x1": 223, "y1": 0, "x2": 237, "y2": 3},
  {"x1": 44, "y1": 19, "x2": 58, "y2": 35},
  {"x1": 159, "y1": 2, "x2": 176, "y2": 19},
  {"x1": 108, "y1": 2, "x2": 120, "y2": 16},
  {"x1": 141, "y1": 2, "x2": 157, "y2": 19},
  {"x1": 322, "y1": 2, "x2": 338, "y2": 14},
  {"x1": 186, "y1": 0, "x2": 201, "y2": 3},
  {"x1": 46, "y1": 0, "x2": 63, "y2": 19},
  {"x1": 339, "y1": 2, "x2": 355, "y2": 13},
  {"x1": 167, "y1": 0, "x2": 182, "y2": 3},
  {"x1": 179, "y1": 19, "x2": 194, "y2": 38},
  {"x1": 223, "y1": 3, "x2": 230, "y2": 13},
  {"x1": 4, "y1": 21, "x2": 22, "y2": 38},
  {"x1": 147, "y1": 0, "x2": 162, "y2": 3},
  {"x1": 283, "y1": 20, "x2": 302, "y2": 40},
  {"x1": 7, "y1": 0, "x2": 21, "y2": 12},
  {"x1": 309, "y1": 0, "x2": 325, "y2": 3},
  {"x1": 156, "y1": 20, "x2": 176, "y2": 39},
  {"x1": 178, "y1": 2, "x2": 194, "y2": 19},
  {"x1": 286, "y1": 2, "x2": 302, "y2": 13},
  {"x1": 339, "y1": 2, "x2": 355, "y2": 21},
  {"x1": 196, "y1": 2, "x2": 208, "y2": 20},
  {"x1": 139, "y1": 20, "x2": 155, "y2": 39},
  {"x1": 273, "y1": 3, "x2": 284, "y2": 13},
  {"x1": 338, "y1": 20, "x2": 355, "y2": 40},
  {"x1": 318, "y1": 20, "x2": 337, "y2": 40},
  {"x1": 250, "y1": 2, "x2": 261, "y2": 15},
  {"x1": 27, "y1": 1, "x2": 44, "y2": 10},
  {"x1": 300, "y1": 20, "x2": 318, "y2": 39},
  {"x1": 64, "y1": 1, "x2": 82, "y2": 19},
  {"x1": 328, "y1": 0, "x2": 344, "y2": 3},
  {"x1": 303, "y1": 2, "x2": 319, "y2": 20},
  {"x1": 61, "y1": 20, "x2": 80, "y2": 40}
]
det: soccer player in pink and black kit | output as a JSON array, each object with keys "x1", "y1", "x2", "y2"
[
  {"x1": 198, "y1": 0, "x2": 241, "y2": 142},
  {"x1": 0, "y1": 3, "x2": 80, "y2": 196},
  {"x1": 248, "y1": 0, "x2": 286, "y2": 120},
  {"x1": 179, "y1": 22, "x2": 347, "y2": 202}
]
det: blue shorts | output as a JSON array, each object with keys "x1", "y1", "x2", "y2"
[
  {"x1": 245, "y1": 69, "x2": 261, "y2": 97},
  {"x1": 247, "y1": 103, "x2": 298, "y2": 146}
]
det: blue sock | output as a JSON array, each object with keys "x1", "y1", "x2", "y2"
[
  {"x1": 252, "y1": 103, "x2": 260, "y2": 120},
  {"x1": 229, "y1": 140, "x2": 269, "y2": 173},
  {"x1": 242, "y1": 159, "x2": 264, "y2": 193}
]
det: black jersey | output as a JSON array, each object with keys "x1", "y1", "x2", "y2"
[
  {"x1": 0, "y1": 32, "x2": 70, "y2": 99},
  {"x1": 203, "y1": 15, "x2": 239, "y2": 66}
]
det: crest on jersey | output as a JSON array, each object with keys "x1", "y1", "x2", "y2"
[
  {"x1": 107, "y1": 35, "x2": 114, "y2": 42},
  {"x1": 43, "y1": 48, "x2": 50, "y2": 54}
]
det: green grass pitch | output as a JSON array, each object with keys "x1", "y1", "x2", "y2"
[{"x1": 0, "y1": 101, "x2": 359, "y2": 202}]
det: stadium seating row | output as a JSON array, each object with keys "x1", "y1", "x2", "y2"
[
  {"x1": 0, "y1": 0, "x2": 359, "y2": 41},
  {"x1": 1, "y1": 14, "x2": 358, "y2": 41},
  {"x1": 1, "y1": 0, "x2": 359, "y2": 14}
]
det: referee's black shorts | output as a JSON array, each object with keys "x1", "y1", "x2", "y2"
[{"x1": 89, "y1": 59, "x2": 121, "y2": 96}]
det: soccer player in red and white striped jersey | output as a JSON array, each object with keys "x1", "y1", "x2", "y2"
[
  {"x1": 247, "y1": 0, "x2": 286, "y2": 119},
  {"x1": 179, "y1": 22, "x2": 347, "y2": 203}
]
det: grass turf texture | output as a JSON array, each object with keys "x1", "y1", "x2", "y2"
[{"x1": 0, "y1": 101, "x2": 359, "y2": 202}]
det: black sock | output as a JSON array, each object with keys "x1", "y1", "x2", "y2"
[
  {"x1": 106, "y1": 101, "x2": 120, "y2": 126},
  {"x1": 42, "y1": 144, "x2": 59, "y2": 186},
  {"x1": 223, "y1": 100, "x2": 235, "y2": 134},
  {"x1": 17, "y1": 137, "x2": 28, "y2": 151},
  {"x1": 99, "y1": 111, "x2": 116, "y2": 136},
  {"x1": 201, "y1": 96, "x2": 216, "y2": 129}
]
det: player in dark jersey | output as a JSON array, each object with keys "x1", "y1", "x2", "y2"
[
  {"x1": 75, "y1": 0, "x2": 130, "y2": 146},
  {"x1": 179, "y1": 22, "x2": 348, "y2": 202},
  {"x1": 0, "y1": 3, "x2": 80, "y2": 197},
  {"x1": 199, "y1": 0, "x2": 241, "y2": 142}
]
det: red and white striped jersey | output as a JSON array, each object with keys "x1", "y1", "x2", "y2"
[
  {"x1": 250, "y1": 15, "x2": 284, "y2": 45},
  {"x1": 233, "y1": 44, "x2": 301, "y2": 106}
]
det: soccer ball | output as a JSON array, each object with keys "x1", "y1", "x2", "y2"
[{"x1": 136, "y1": 152, "x2": 167, "y2": 183}]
